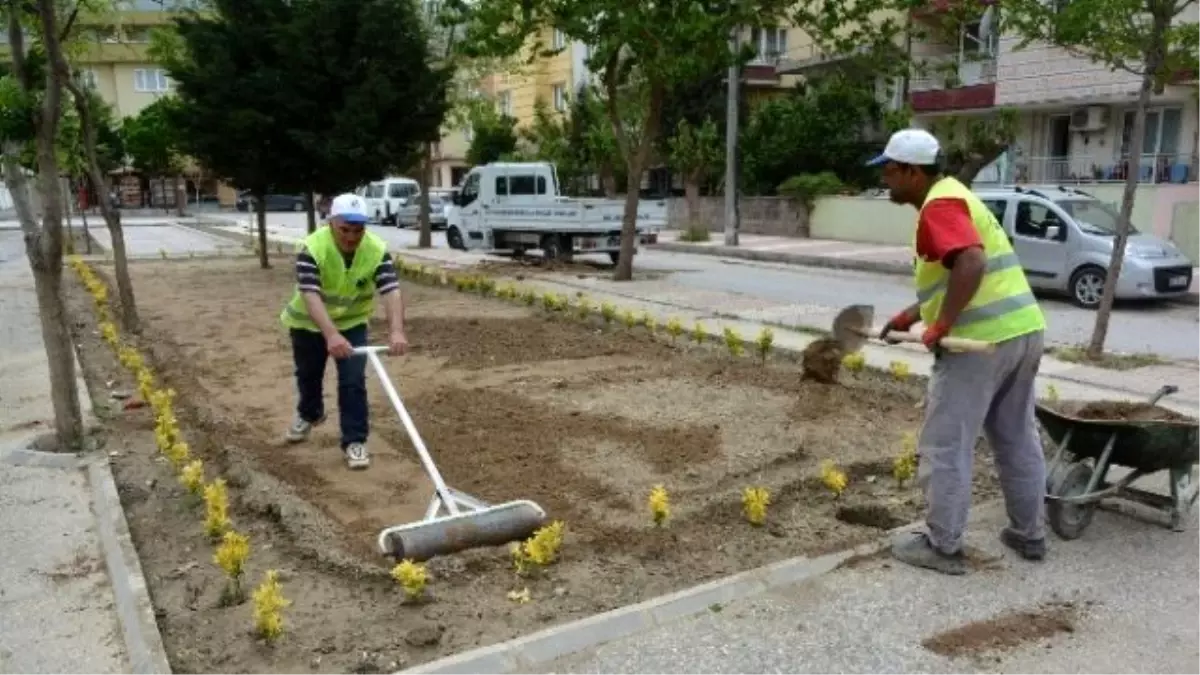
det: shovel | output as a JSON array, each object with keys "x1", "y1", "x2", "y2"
[{"x1": 832, "y1": 304, "x2": 994, "y2": 354}]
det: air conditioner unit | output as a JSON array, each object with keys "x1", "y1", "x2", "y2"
[{"x1": 1069, "y1": 106, "x2": 1110, "y2": 132}]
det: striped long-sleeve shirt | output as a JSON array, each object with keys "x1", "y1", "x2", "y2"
[{"x1": 295, "y1": 248, "x2": 400, "y2": 296}]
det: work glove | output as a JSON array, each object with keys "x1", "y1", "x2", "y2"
[
  {"x1": 879, "y1": 310, "x2": 918, "y2": 344},
  {"x1": 921, "y1": 320, "x2": 951, "y2": 357}
]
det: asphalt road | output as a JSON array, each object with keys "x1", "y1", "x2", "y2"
[{"x1": 205, "y1": 213, "x2": 1200, "y2": 361}]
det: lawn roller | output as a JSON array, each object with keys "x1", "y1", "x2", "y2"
[{"x1": 351, "y1": 346, "x2": 547, "y2": 562}]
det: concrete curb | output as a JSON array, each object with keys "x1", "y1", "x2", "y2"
[
  {"x1": 86, "y1": 455, "x2": 173, "y2": 674},
  {"x1": 648, "y1": 241, "x2": 912, "y2": 276},
  {"x1": 399, "y1": 538, "x2": 892, "y2": 674}
]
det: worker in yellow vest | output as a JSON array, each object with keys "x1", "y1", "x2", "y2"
[
  {"x1": 279, "y1": 193, "x2": 409, "y2": 470},
  {"x1": 869, "y1": 129, "x2": 1048, "y2": 575}
]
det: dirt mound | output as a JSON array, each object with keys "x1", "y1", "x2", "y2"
[
  {"x1": 921, "y1": 601, "x2": 1079, "y2": 658},
  {"x1": 1060, "y1": 401, "x2": 1196, "y2": 423},
  {"x1": 801, "y1": 337, "x2": 844, "y2": 384}
]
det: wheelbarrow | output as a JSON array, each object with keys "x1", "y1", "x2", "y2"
[{"x1": 1037, "y1": 385, "x2": 1200, "y2": 539}]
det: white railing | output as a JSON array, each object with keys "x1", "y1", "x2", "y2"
[
  {"x1": 1010, "y1": 153, "x2": 1196, "y2": 185},
  {"x1": 909, "y1": 56, "x2": 997, "y2": 92}
]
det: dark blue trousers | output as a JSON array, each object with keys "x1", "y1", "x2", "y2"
[{"x1": 289, "y1": 324, "x2": 368, "y2": 449}]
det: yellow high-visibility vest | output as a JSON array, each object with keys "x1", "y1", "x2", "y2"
[
  {"x1": 913, "y1": 177, "x2": 1046, "y2": 343},
  {"x1": 279, "y1": 226, "x2": 387, "y2": 333}
]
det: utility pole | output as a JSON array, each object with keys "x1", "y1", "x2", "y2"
[{"x1": 723, "y1": 28, "x2": 740, "y2": 247}]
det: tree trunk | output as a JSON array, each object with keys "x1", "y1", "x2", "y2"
[
  {"x1": 947, "y1": 141, "x2": 1008, "y2": 185},
  {"x1": 63, "y1": 177, "x2": 74, "y2": 254},
  {"x1": 684, "y1": 176, "x2": 700, "y2": 228},
  {"x1": 254, "y1": 190, "x2": 270, "y2": 269},
  {"x1": 599, "y1": 165, "x2": 618, "y2": 198},
  {"x1": 418, "y1": 142, "x2": 433, "y2": 249},
  {"x1": 1086, "y1": 49, "x2": 1161, "y2": 359},
  {"x1": 56, "y1": 62, "x2": 141, "y2": 332},
  {"x1": 304, "y1": 189, "x2": 317, "y2": 233},
  {"x1": 80, "y1": 196, "x2": 92, "y2": 254},
  {"x1": 175, "y1": 174, "x2": 186, "y2": 217}
]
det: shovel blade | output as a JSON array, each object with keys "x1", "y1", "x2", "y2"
[{"x1": 832, "y1": 304, "x2": 876, "y2": 352}]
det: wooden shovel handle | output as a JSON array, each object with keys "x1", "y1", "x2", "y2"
[{"x1": 878, "y1": 330, "x2": 995, "y2": 353}]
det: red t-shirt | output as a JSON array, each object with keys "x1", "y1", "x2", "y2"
[{"x1": 915, "y1": 197, "x2": 983, "y2": 267}]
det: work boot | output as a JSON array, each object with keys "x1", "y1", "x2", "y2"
[
  {"x1": 343, "y1": 442, "x2": 370, "y2": 470},
  {"x1": 284, "y1": 413, "x2": 326, "y2": 443},
  {"x1": 890, "y1": 531, "x2": 967, "y2": 575},
  {"x1": 999, "y1": 527, "x2": 1046, "y2": 561}
]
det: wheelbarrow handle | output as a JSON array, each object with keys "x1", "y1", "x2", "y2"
[{"x1": 874, "y1": 330, "x2": 995, "y2": 353}]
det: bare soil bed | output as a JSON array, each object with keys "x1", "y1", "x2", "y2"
[{"x1": 70, "y1": 255, "x2": 1001, "y2": 673}]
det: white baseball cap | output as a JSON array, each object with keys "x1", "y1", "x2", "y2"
[
  {"x1": 329, "y1": 193, "x2": 369, "y2": 225},
  {"x1": 866, "y1": 129, "x2": 941, "y2": 167}
]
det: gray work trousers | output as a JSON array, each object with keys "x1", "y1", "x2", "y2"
[{"x1": 918, "y1": 329, "x2": 1047, "y2": 553}]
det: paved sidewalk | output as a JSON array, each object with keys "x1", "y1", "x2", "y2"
[
  {"x1": 0, "y1": 232, "x2": 168, "y2": 673},
  {"x1": 652, "y1": 229, "x2": 1200, "y2": 304},
  {"x1": 540, "y1": 502, "x2": 1199, "y2": 674}
]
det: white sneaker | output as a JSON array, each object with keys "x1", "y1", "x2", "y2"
[
  {"x1": 344, "y1": 442, "x2": 370, "y2": 470},
  {"x1": 284, "y1": 413, "x2": 325, "y2": 443}
]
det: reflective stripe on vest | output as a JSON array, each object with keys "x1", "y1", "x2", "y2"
[
  {"x1": 279, "y1": 226, "x2": 387, "y2": 333},
  {"x1": 913, "y1": 177, "x2": 1046, "y2": 343}
]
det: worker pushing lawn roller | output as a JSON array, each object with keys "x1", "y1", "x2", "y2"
[{"x1": 280, "y1": 193, "x2": 546, "y2": 561}]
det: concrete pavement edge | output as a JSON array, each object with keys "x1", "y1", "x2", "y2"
[{"x1": 648, "y1": 241, "x2": 912, "y2": 277}]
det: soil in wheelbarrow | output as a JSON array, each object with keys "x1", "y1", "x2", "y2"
[
  {"x1": 1057, "y1": 401, "x2": 1197, "y2": 423},
  {"x1": 68, "y1": 256, "x2": 1003, "y2": 674}
]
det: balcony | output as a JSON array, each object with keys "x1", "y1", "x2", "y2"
[
  {"x1": 911, "y1": 0, "x2": 996, "y2": 20},
  {"x1": 909, "y1": 55, "x2": 996, "y2": 112},
  {"x1": 775, "y1": 43, "x2": 874, "y2": 75},
  {"x1": 1013, "y1": 153, "x2": 1197, "y2": 185}
]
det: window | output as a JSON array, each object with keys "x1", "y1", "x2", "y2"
[
  {"x1": 365, "y1": 183, "x2": 384, "y2": 198},
  {"x1": 749, "y1": 27, "x2": 787, "y2": 64},
  {"x1": 388, "y1": 183, "x2": 415, "y2": 198},
  {"x1": 494, "y1": 176, "x2": 509, "y2": 196},
  {"x1": 1014, "y1": 201, "x2": 1064, "y2": 239},
  {"x1": 552, "y1": 29, "x2": 566, "y2": 49},
  {"x1": 552, "y1": 84, "x2": 566, "y2": 112},
  {"x1": 981, "y1": 198, "x2": 1008, "y2": 224},
  {"x1": 133, "y1": 68, "x2": 170, "y2": 93},
  {"x1": 1120, "y1": 107, "x2": 1182, "y2": 158},
  {"x1": 508, "y1": 174, "x2": 546, "y2": 195},
  {"x1": 460, "y1": 173, "x2": 480, "y2": 206},
  {"x1": 497, "y1": 90, "x2": 513, "y2": 116},
  {"x1": 75, "y1": 68, "x2": 98, "y2": 90}
]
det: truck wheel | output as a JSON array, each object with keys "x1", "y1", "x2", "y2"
[
  {"x1": 447, "y1": 227, "x2": 466, "y2": 251},
  {"x1": 1069, "y1": 266, "x2": 1106, "y2": 309},
  {"x1": 609, "y1": 251, "x2": 621, "y2": 265}
]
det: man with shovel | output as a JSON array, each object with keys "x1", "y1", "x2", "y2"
[
  {"x1": 868, "y1": 129, "x2": 1048, "y2": 575},
  {"x1": 279, "y1": 193, "x2": 409, "y2": 470}
]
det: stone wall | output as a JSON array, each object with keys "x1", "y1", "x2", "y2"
[{"x1": 666, "y1": 196, "x2": 809, "y2": 237}]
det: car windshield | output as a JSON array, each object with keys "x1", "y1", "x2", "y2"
[{"x1": 1054, "y1": 199, "x2": 1138, "y2": 236}]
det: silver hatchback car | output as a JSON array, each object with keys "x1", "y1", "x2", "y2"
[{"x1": 974, "y1": 185, "x2": 1195, "y2": 309}]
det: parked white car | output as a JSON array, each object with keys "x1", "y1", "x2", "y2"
[
  {"x1": 976, "y1": 185, "x2": 1194, "y2": 308},
  {"x1": 360, "y1": 176, "x2": 419, "y2": 226}
]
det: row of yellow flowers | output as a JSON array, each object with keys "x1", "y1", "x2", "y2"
[{"x1": 68, "y1": 255, "x2": 290, "y2": 643}]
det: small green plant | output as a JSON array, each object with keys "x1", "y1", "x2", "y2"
[
  {"x1": 521, "y1": 289, "x2": 538, "y2": 306},
  {"x1": 542, "y1": 292, "x2": 560, "y2": 311},
  {"x1": 754, "y1": 327, "x2": 774, "y2": 362},
  {"x1": 722, "y1": 326, "x2": 744, "y2": 358},
  {"x1": 678, "y1": 225, "x2": 712, "y2": 242},
  {"x1": 600, "y1": 302, "x2": 617, "y2": 324},
  {"x1": 691, "y1": 321, "x2": 706, "y2": 344},
  {"x1": 621, "y1": 308, "x2": 639, "y2": 329},
  {"x1": 576, "y1": 296, "x2": 593, "y2": 319},
  {"x1": 477, "y1": 277, "x2": 497, "y2": 296},
  {"x1": 642, "y1": 312, "x2": 656, "y2": 334},
  {"x1": 777, "y1": 171, "x2": 852, "y2": 212},
  {"x1": 665, "y1": 317, "x2": 684, "y2": 343}
]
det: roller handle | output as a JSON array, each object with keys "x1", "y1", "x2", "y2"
[{"x1": 874, "y1": 330, "x2": 994, "y2": 353}]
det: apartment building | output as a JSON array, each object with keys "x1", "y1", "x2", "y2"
[{"x1": 777, "y1": 1, "x2": 1199, "y2": 186}]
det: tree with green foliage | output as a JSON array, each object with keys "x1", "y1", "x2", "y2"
[
  {"x1": 152, "y1": 0, "x2": 303, "y2": 268},
  {"x1": 667, "y1": 117, "x2": 722, "y2": 227},
  {"x1": 465, "y1": 107, "x2": 518, "y2": 165},
  {"x1": 787, "y1": 0, "x2": 1018, "y2": 183},
  {"x1": 0, "y1": 0, "x2": 84, "y2": 449},
  {"x1": 457, "y1": 0, "x2": 787, "y2": 280},
  {"x1": 1004, "y1": 0, "x2": 1198, "y2": 359},
  {"x1": 120, "y1": 96, "x2": 186, "y2": 216},
  {"x1": 740, "y1": 73, "x2": 893, "y2": 196}
]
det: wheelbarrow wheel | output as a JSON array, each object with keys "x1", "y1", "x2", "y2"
[{"x1": 1047, "y1": 461, "x2": 1097, "y2": 541}]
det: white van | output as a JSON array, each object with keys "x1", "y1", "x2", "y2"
[
  {"x1": 361, "y1": 177, "x2": 419, "y2": 225},
  {"x1": 976, "y1": 185, "x2": 1195, "y2": 308}
]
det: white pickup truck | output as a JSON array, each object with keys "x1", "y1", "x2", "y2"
[{"x1": 444, "y1": 161, "x2": 664, "y2": 263}]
